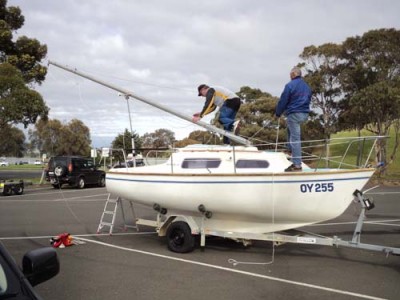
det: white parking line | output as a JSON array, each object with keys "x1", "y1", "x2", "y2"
[
  {"x1": 17, "y1": 188, "x2": 107, "y2": 197},
  {"x1": 75, "y1": 237, "x2": 386, "y2": 300},
  {"x1": 0, "y1": 232, "x2": 156, "y2": 240},
  {"x1": 0, "y1": 193, "x2": 109, "y2": 202},
  {"x1": 0, "y1": 233, "x2": 387, "y2": 300}
]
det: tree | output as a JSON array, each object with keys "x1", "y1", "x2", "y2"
[
  {"x1": 298, "y1": 29, "x2": 400, "y2": 171},
  {"x1": 298, "y1": 44, "x2": 345, "y2": 165},
  {"x1": 187, "y1": 130, "x2": 221, "y2": 145},
  {"x1": 29, "y1": 119, "x2": 62, "y2": 156},
  {"x1": 58, "y1": 119, "x2": 91, "y2": 156},
  {"x1": 235, "y1": 87, "x2": 295, "y2": 149},
  {"x1": 1, "y1": 0, "x2": 49, "y2": 156},
  {"x1": 347, "y1": 81, "x2": 400, "y2": 169},
  {"x1": 300, "y1": 43, "x2": 344, "y2": 137},
  {"x1": 0, "y1": 63, "x2": 48, "y2": 128},
  {"x1": 142, "y1": 129, "x2": 175, "y2": 157},
  {"x1": 0, "y1": 0, "x2": 47, "y2": 84},
  {"x1": 339, "y1": 28, "x2": 400, "y2": 173},
  {"x1": 236, "y1": 86, "x2": 271, "y2": 104},
  {"x1": 111, "y1": 128, "x2": 142, "y2": 161},
  {"x1": 29, "y1": 118, "x2": 92, "y2": 156},
  {"x1": 174, "y1": 130, "x2": 221, "y2": 147},
  {"x1": 0, "y1": 124, "x2": 25, "y2": 157}
]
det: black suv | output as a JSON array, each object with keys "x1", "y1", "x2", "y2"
[{"x1": 46, "y1": 156, "x2": 106, "y2": 189}]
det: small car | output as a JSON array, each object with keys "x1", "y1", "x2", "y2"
[
  {"x1": 0, "y1": 242, "x2": 59, "y2": 299},
  {"x1": 33, "y1": 160, "x2": 43, "y2": 165},
  {"x1": 45, "y1": 156, "x2": 106, "y2": 189},
  {"x1": 0, "y1": 161, "x2": 9, "y2": 167}
]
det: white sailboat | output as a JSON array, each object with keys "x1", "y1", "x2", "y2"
[
  {"x1": 50, "y1": 61, "x2": 400, "y2": 256},
  {"x1": 106, "y1": 144, "x2": 375, "y2": 234}
]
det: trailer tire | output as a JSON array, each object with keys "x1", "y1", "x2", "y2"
[
  {"x1": 14, "y1": 184, "x2": 24, "y2": 195},
  {"x1": 166, "y1": 221, "x2": 195, "y2": 253},
  {"x1": 2, "y1": 186, "x2": 11, "y2": 196}
]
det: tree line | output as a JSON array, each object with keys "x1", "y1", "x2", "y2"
[{"x1": 0, "y1": 0, "x2": 399, "y2": 174}]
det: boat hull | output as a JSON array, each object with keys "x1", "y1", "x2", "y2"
[{"x1": 106, "y1": 169, "x2": 374, "y2": 233}]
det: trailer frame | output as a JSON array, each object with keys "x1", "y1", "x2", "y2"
[
  {"x1": 133, "y1": 189, "x2": 400, "y2": 256},
  {"x1": 0, "y1": 179, "x2": 24, "y2": 196}
]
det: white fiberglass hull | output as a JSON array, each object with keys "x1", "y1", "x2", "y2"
[{"x1": 106, "y1": 168, "x2": 374, "y2": 233}]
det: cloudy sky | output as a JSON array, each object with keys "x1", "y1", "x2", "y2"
[{"x1": 9, "y1": 0, "x2": 400, "y2": 147}]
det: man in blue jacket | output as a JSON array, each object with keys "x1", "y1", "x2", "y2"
[{"x1": 275, "y1": 67, "x2": 312, "y2": 172}]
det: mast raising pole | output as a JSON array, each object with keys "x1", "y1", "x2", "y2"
[{"x1": 48, "y1": 61, "x2": 251, "y2": 146}]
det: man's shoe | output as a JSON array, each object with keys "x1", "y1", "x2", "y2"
[
  {"x1": 285, "y1": 164, "x2": 302, "y2": 172},
  {"x1": 233, "y1": 120, "x2": 241, "y2": 135}
]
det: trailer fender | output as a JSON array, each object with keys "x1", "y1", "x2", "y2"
[{"x1": 158, "y1": 215, "x2": 201, "y2": 237}]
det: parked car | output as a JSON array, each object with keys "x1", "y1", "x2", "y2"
[
  {"x1": 33, "y1": 160, "x2": 43, "y2": 165},
  {"x1": 0, "y1": 242, "x2": 59, "y2": 300},
  {"x1": 45, "y1": 156, "x2": 106, "y2": 189},
  {"x1": 0, "y1": 161, "x2": 9, "y2": 167}
]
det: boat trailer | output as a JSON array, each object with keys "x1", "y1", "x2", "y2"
[
  {"x1": 0, "y1": 179, "x2": 24, "y2": 196},
  {"x1": 129, "y1": 189, "x2": 400, "y2": 256}
]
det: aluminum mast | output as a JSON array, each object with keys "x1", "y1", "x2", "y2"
[{"x1": 48, "y1": 61, "x2": 251, "y2": 146}]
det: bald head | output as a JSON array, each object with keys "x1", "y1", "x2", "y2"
[{"x1": 290, "y1": 67, "x2": 302, "y2": 79}]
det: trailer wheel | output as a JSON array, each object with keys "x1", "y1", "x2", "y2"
[
  {"x1": 14, "y1": 184, "x2": 24, "y2": 195},
  {"x1": 2, "y1": 186, "x2": 11, "y2": 196},
  {"x1": 166, "y1": 221, "x2": 195, "y2": 253}
]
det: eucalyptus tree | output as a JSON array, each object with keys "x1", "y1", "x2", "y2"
[
  {"x1": 0, "y1": 124, "x2": 25, "y2": 157},
  {"x1": 141, "y1": 128, "x2": 175, "y2": 157},
  {"x1": 0, "y1": 0, "x2": 47, "y2": 84},
  {"x1": 30, "y1": 118, "x2": 92, "y2": 156},
  {"x1": 1, "y1": 0, "x2": 49, "y2": 155},
  {"x1": 339, "y1": 28, "x2": 400, "y2": 173}
]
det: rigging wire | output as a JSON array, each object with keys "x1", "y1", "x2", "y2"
[{"x1": 227, "y1": 126, "x2": 281, "y2": 267}]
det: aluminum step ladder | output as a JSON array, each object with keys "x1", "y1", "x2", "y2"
[{"x1": 97, "y1": 194, "x2": 138, "y2": 235}]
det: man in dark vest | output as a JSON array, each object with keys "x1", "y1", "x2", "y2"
[{"x1": 193, "y1": 84, "x2": 241, "y2": 144}]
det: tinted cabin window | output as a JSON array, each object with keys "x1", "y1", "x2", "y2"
[
  {"x1": 235, "y1": 159, "x2": 269, "y2": 168},
  {"x1": 86, "y1": 160, "x2": 94, "y2": 169},
  {"x1": 50, "y1": 157, "x2": 68, "y2": 168},
  {"x1": 181, "y1": 158, "x2": 221, "y2": 169}
]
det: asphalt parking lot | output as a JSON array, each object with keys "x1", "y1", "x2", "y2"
[{"x1": 1, "y1": 185, "x2": 399, "y2": 300}]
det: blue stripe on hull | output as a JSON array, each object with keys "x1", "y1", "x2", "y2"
[{"x1": 106, "y1": 176, "x2": 371, "y2": 185}]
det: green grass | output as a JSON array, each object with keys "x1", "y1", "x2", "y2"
[
  {"x1": 329, "y1": 129, "x2": 400, "y2": 179},
  {"x1": 0, "y1": 164, "x2": 44, "y2": 170}
]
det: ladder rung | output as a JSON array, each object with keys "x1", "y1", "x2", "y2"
[
  {"x1": 103, "y1": 211, "x2": 115, "y2": 215},
  {"x1": 100, "y1": 222, "x2": 112, "y2": 226}
]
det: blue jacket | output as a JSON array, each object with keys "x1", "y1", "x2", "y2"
[{"x1": 275, "y1": 77, "x2": 312, "y2": 117}]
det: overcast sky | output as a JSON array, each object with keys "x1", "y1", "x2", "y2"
[{"x1": 9, "y1": 0, "x2": 400, "y2": 147}]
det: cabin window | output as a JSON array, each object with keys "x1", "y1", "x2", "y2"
[
  {"x1": 181, "y1": 158, "x2": 221, "y2": 169},
  {"x1": 235, "y1": 159, "x2": 270, "y2": 168}
]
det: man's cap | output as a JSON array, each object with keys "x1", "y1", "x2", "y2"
[{"x1": 197, "y1": 84, "x2": 209, "y2": 96}]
